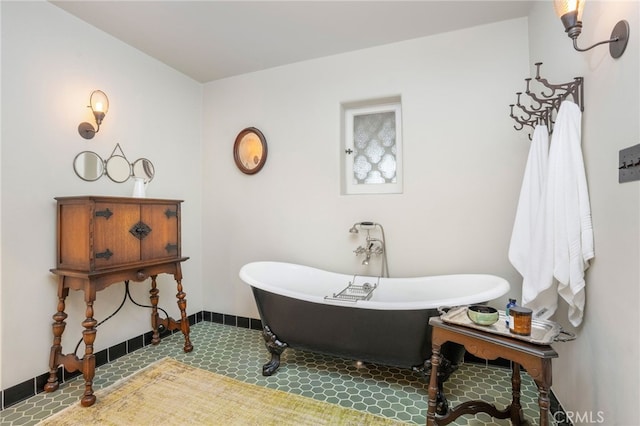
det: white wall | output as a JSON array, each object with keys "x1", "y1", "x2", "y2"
[
  {"x1": 202, "y1": 19, "x2": 531, "y2": 320},
  {"x1": 527, "y1": 1, "x2": 639, "y2": 424},
  {"x1": 1, "y1": 1, "x2": 203, "y2": 389},
  {"x1": 5, "y1": 2, "x2": 637, "y2": 422}
]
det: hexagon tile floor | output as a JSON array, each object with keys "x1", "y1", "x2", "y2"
[{"x1": 1, "y1": 321, "x2": 559, "y2": 425}]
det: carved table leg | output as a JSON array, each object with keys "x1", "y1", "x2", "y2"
[
  {"x1": 261, "y1": 326, "x2": 288, "y2": 376},
  {"x1": 80, "y1": 289, "x2": 98, "y2": 407},
  {"x1": 44, "y1": 282, "x2": 69, "y2": 393},
  {"x1": 538, "y1": 385, "x2": 551, "y2": 426},
  {"x1": 149, "y1": 276, "x2": 161, "y2": 345},
  {"x1": 423, "y1": 344, "x2": 459, "y2": 416},
  {"x1": 426, "y1": 343, "x2": 441, "y2": 425},
  {"x1": 174, "y1": 265, "x2": 193, "y2": 353},
  {"x1": 510, "y1": 362, "x2": 525, "y2": 424},
  {"x1": 535, "y1": 359, "x2": 553, "y2": 426}
]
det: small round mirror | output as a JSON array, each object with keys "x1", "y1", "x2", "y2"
[
  {"x1": 233, "y1": 127, "x2": 267, "y2": 174},
  {"x1": 132, "y1": 158, "x2": 155, "y2": 182},
  {"x1": 105, "y1": 155, "x2": 131, "y2": 183},
  {"x1": 73, "y1": 151, "x2": 104, "y2": 181}
]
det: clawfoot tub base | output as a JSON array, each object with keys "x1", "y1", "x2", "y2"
[{"x1": 261, "y1": 326, "x2": 288, "y2": 376}]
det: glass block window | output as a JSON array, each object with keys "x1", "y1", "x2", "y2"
[{"x1": 343, "y1": 99, "x2": 402, "y2": 194}]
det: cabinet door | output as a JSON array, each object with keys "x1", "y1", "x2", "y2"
[
  {"x1": 140, "y1": 203, "x2": 180, "y2": 261},
  {"x1": 93, "y1": 203, "x2": 142, "y2": 269},
  {"x1": 58, "y1": 202, "x2": 92, "y2": 271}
]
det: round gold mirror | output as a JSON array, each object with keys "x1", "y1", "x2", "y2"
[{"x1": 233, "y1": 127, "x2": 267, "y2": 175}]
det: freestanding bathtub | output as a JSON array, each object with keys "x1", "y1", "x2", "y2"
[{"x1": 239, "y1": 261, "x2": 510, "y2": 413}]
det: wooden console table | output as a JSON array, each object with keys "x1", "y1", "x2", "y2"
[
  {"x1": 427, "y1": 317, "x2": 558, "y2": 426},
  {"x1": 44, "y1": 196, "x2": 193, "y2": 407}
]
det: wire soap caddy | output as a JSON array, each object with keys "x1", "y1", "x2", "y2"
[
  {"x1": 325, "y1": 275, "x2": 379, "y2": 303},
  {"x1": 509, "y1": 62, "x2": 584, "y2": 140}
]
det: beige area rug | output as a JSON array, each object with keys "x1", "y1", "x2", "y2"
[{"x1": 39, "y1": 357, "x2": 409, "y2": 425}]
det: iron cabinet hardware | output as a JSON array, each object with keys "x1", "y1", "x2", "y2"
[
  {"x1": 95, "y1": 249, "x2": 113, "y2": 260},
  {"x1": 95, "y1": 208, "x2": 113, "y2": 220},
  {"x1": 129, "y1": 221, "x2": 152, "y2": 240}
]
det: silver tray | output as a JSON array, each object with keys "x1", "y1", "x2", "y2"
[{"x1": 439, "y1": 306, "x2": 575, "y2": 345}]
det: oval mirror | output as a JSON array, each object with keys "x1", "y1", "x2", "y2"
[
  {"x1": 132, "y1": 158, "x2": 155, "y2": 182},
  {"x1": 73, "y1": 151, "x2": 104, "y2": 182},
  {"x1": 233, "y1": 127, "x2": 268, "y2": 175},
  {"x1": 105, "y1": 155, "x2": 131, "y2": 183}
]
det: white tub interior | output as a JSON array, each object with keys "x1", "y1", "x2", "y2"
[{"x1": 240, "y1": 261, "x2": 510, "y2": 311}]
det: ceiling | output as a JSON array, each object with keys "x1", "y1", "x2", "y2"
[{"x1": 51, "y1": 1, "x2": 534, "y2": 83}]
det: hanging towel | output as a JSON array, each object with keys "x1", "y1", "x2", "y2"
[
  {"x1": 509, "y1": 124, "x2": 549, "y2": 277},
  {"x1": 523, "y1": 101, "x2": 594, "y2": 326},
  {"x1": 550, "y1": 101, "x2": 594, "y2": 326}
]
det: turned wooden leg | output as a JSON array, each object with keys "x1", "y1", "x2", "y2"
[
  {"x1": 533, "y1": 359, "x2": 553, "y2": 426},
  {"x1": 149, "y1": 276, "x2": 161, "y2": 345},
  {"x1": 176, "y1": 278, "x2": 192, "y2": 352},
  {"x1": 174, "y1": 265, "x2": 193, "y2": 353},
  {"x1": 510, "y1": 363, "x2": 525, "y2": 424},
  {"x1": 538, "y1": 387, "x2": 550, "y2": 426},
  {"x1": 537, "y1": 385, "x2": 551, "y2": 426},
  {"x1": 427, "y1": 344, "x2": 441, "y2": 426},
  {"x1": 536, "y1": 360, "x2": 552, "y2": 426},
  {"x1": 44, "y1": 282, "x2": 69, "y2": 392},
  {"x1": 80, "y1": 291, "x2": 98, "y2": 407}
]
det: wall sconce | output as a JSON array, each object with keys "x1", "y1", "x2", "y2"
[
  {"x1": 78, "y1": 90, "x2": 109, "y2": 139},
  {"x1": 554, "y1": 0, "x2": 629, "y2": 58}
]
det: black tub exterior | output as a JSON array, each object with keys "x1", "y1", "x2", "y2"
[{"x1": 253, "y1": 286, "x2": 437, "y2": 369}]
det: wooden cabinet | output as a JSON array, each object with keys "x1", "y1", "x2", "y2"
[
  {"x1": 56, "y1": 197, "x2": 181, "y2": 272},
  {"x1": 45, "y1": 196, "x2": 192, "y2": 407}
]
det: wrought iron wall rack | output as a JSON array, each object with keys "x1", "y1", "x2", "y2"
[{"x1": 509, "y1": 62, "x2": 584, "y2": 139}]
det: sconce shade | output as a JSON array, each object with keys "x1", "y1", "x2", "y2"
[
  {"x1": 553, "y1": 0, "x2": 585, "y2": 20},
  {"x1": 554, "y1": 0, "x2": 585, "y2": 38},
  {"x1": 78, "y1": 90, "x2": 109, "y2": 139},
  {"x1": 90, "y1": 90, "x2": 109, "y2": 124}
]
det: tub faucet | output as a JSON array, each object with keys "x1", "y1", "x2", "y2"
[
  {"x1": 349, "y1": 222, "x2": 389, "y2": 277},
  {"x1": 354, "y1": 246, "x2": 371, "y2": 266}
]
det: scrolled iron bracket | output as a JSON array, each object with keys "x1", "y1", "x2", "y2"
[{"x1": 509, "y1": 62, "x2": 584, "y2": 139}]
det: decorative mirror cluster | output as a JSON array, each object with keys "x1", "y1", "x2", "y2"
[{"x1": 73, "y1": 143, "x2": 155, "y2": 183}]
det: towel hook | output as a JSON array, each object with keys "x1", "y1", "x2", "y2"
[{"x1": 509, "y1": 62, "x2": 584, "y2": 139}]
